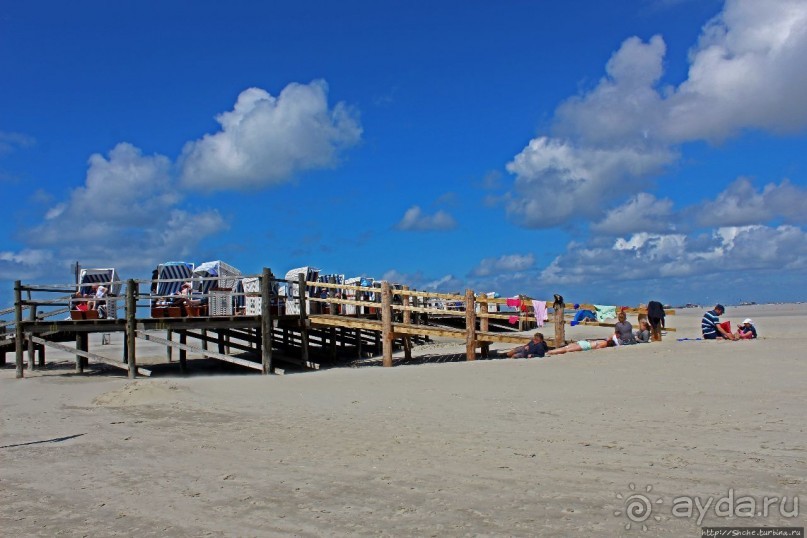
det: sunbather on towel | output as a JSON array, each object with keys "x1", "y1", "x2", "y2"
[{"x1": 546, "y1": 338, "x2": 616, "y2": 356}]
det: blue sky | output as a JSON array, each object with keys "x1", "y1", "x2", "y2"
[{"x1": 2, "y1": 0, "x2": 806, "y2": 307}]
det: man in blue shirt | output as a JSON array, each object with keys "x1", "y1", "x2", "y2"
[{"x1": 701, "y1": 304, "x2": 737, "y2": 340}]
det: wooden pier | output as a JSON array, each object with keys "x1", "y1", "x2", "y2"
[{"x1": 3, "y1": 268, "x2": 675, "y2": 379}]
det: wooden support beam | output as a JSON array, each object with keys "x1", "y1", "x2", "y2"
[
  {"x1": 465, "y1": 289, "x2": 476, "y2": 361},
  {"x1": 75, "y1": 332, "x2": 85, "y2": 374},
  {"x1": 381, "y1": 281, "x2": 393, "y2": 367},
  {"x1": 402, "y1": 285, "x2": 412, "y2": 361},
  {"x1": 28, "y1": 301, "x2": 37, "y2": 370},
  {"x1": 553, "y1": 296, "x2": 566, "y2": 348},
  {"x1": 137, "y1": 332, "x2": 262, "y2": 371},
  {"x1": 166, "y1": 329, "x2": 173, "y2": 362},
  {"x1": 14, "y1": 280, "x2": 23, "y2": 379},
  {"x1": 260, "y1": 267, "x2": 273, "y2": 375},
  {"x1": 479, "y1": 295, "x2": 490, "y2": 358},
  {"x1": 126, "y1": 279, "x2": 137, "y2": 379},
  {"x1": 30, "y1": 336, "x2": 151, "y2": 376},
  {"x1": 298, "y1": 272, "x2": 310, "y2": 364},
  {"x1": 179, "y1": 330, "x2": 187, "y2": 373},
  {"x1": 328, "y1": 275, "x2": 337, "y2": 359}
]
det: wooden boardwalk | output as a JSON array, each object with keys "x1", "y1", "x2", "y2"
[{"x1": 4, "y1": 267, "x2": 674, "y2": 379}]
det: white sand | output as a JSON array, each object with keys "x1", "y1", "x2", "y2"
[{"x1": 2, "y1": 305, "x2": 805, "y2": 536}]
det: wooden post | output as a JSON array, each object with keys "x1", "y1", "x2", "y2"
[
  {"x1": 328, "y1": 276, "x2": 337, "y2": 359},
  {"x1": 179, "y1": 331, "x2": 187, "y2": 373},
  {"x1": 479, "y1": 294, "x2": 490, "y2": 358},
  {"x1": 166, "y1": 329, "x2": 173, "y2": 362},
  {"x1": 28, "y1": 301, "x2": 36, "y2": 370},
  {"x1": 419, "y1": 292, "x2": 430, "y2": 342},
  {"x1": 82, "y1": 334, "x2": 89, "y2": 369},
  {"x1": 217, "y1": 330, "x2": 225, "y2": 354},
  {"x1": 402, "y1": 286, "x2": 412, "y2": 361},
  {"x1": 465, "y1": 289, "x2": 476, "y2": 361},
  {"x1": 518, "y1": 294, "x2": 525, "y2": 332},
  {"x1": 14, "y1": 280, "x2": 23, "y2": 379},
  {"x1": 298, "y1": 272, "x2": 309, "y2": 364},
  {"x1": 381, "y1": 281, "x2": 393, "y2": 367},
  {"x1": 126, "y1": 279, "x2": 137, "y2": 379},
  {"x1": 202, "y1": 329, "x2": 208, "y2": 351},
  {"x1": 75, "y1": 332, "x2": 85, "y2": 373},
  {"x1": 553, "y1": 296, "x2": 566, "y2": 349},
  {"x1": 355, "y1": 328, "x2": 362, "y2": 359},
  {"x1": 260, "y1": 267, "x2": 273, "y2": 375}
]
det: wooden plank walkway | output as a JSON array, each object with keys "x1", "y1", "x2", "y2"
[
  {"x1": 308, "y1": 314, "x2": 552, "y2": 346},
  {"x1": 7, "y1": 269, "x2": 675, "y2": 378}
]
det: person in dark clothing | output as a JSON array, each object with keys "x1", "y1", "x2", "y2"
[
  {"x1": 507, "y1": 333, "x2": 549, "y2": 358},
  {"x1": 738, "y1": 318, "x2": 758, "y2": 339},
  {"x1": 647, "y1": 300, "x2": 666, "y2": 341}
]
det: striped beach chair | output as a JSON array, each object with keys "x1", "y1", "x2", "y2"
[
  {"x1": 77, "y1": 268, "x2": 121, "y2": 319},
  {"x1": 155, "y1": 262, "x2": 194, "y2": 306},
  {"x1": 193, "y1": 260, "x2": 242, "y2": 315},
  {"x1": 284, "y1": 266, "x2": 320, "y2": 315}
]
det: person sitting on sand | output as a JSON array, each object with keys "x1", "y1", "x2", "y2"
[
  {"x1": 701, "y1": 304, "x2": 738, "y2": 340},
  {"x1": 634, "y1": 320, "x2": 651, "y2": 343},
  {"x1": 546, "y1": 338, "x2": 616, "y2": 356},
  {"x1": 507, "y1": 332, "x2": 549, "y2": 358},
  {"x1": 614, "y1": 311, "x2": 636, "y2": 345},
  {"x1": 737, "y1": 318, "x2": 758, "y2": 339}
]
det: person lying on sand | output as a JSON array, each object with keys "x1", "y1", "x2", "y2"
[
  {"x1": 546, "y1": 338, "x2": 616, "y2": 356},
  {"x1": 506, "y1": 332, "x2": 549, "y2": 358}
]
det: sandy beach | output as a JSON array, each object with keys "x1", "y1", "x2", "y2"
[{"x1": 2, "y1": 304, "x2": 805, "y2": 536}]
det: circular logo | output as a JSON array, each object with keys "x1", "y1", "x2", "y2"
[{"x1": 614, "y1": 483, "x2": 664, "y2": 531}]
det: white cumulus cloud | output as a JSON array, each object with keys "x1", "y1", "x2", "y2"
[
  {"x1": 505, "y1": 0, "x2": 807, "y2": 228},
  {"x1": 471, "y1": 254, "x2": 535, "y2": 277},
  {"x1": 180, "y1": 81, "x2": 362, "y2": 190},
  {"x1": 593, "y1": 193, "x2": 676, "y2": 235},
  {"x1": 26, "y1": 143, "x2": 226, "y2": 275},
  {"x1": 693, "y1": 178, "x2": 807, "y2": 227},
  {"x1": 395, "y1": 206, "x2": 457, "y2": 231}
]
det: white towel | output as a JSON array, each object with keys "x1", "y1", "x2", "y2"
[{"x1": 532, "y1": 300, "x2": 547, "y2": 327}]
